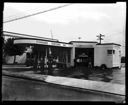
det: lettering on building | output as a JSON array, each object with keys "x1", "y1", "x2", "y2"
[
  {"x1": 36, "y1": 40, "x2": 48, "y2": 45},
  {"x1": 51, "y1": 42, "x2": 61, "y2": 46}
]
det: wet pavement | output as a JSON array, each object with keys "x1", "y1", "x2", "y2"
[{"x1": 52, "y1": 66, "x2": 125, "y2": 85}]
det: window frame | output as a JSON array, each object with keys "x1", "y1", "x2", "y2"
[{"x1": 107, "y1": 50, "x2": 113, "y2": 55}]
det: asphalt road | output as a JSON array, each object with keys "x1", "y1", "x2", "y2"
[{"x1": 2, "y1": 75, "x2": 125, "y2": 102}]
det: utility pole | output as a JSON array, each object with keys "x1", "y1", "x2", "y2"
[{"x1": 97, "y1": 34, "x2": 105, "y2": 44}]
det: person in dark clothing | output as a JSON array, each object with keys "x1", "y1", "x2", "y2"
[
  {"x1": 47, "y1": 54, "x2": 53, "y2": 75},
  {"x1": 88, "y1": 57, "x2": 93, "y2": 73},
  {"x1": 33, "y1": 55, "x2": 38, "y2": 73},
  {"x1": 74, "y1": 58, "x2": 76, "y2": 68},
  {"x1": 40, "y1": 57, "x2": 45, "y2": 74}
]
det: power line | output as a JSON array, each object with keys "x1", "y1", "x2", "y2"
[
  {"x1": 4, "y1": 4, "x2": 72, "y2": 24},
  {"x1": 4, "y1": 6, "x2": 46, "y2": 21},
  {"x1": 4, "y1": 6, "x2": 41, "y2": 18}
]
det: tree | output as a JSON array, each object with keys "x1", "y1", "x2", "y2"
[
  {"x1": 1, "y1": 36, "x2": 5, "y2": 64},
  {"x1": 3, "y1": 38, "x2": 26, "y2": 64}
]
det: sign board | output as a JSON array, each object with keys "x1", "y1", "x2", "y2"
[
  {"x1": 76, "y1": 45, "x2": 93, "y2": 48},
  {"x1": 51, "y1": 42, "x2": 61, "y2": 46}
]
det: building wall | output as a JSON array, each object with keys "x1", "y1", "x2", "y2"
[
  {"x1": 15, "y1": 53, "x2": 27, "y2": 64},
  {"x1": 5, "y1": 53, "x2": 27, "y2": 64},
  {"x1": 112, "y1": 45, "x2": 121, "y2": 67},
  {"x1": 5, "y1": 56, "x2": 15, "y2": 64},
  {"x1": 73, "y1": 42, "x2": 97, "y2": 48}
]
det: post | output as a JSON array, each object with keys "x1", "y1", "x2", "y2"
[{"x1": 70, "y1": 46, "x2": 75, "y2": 66}]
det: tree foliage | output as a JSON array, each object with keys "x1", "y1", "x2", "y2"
[{"x1": 3, "y1": 38, "x2": 26, "y2": 56}]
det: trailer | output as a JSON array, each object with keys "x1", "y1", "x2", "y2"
[{"x1": 94, "y1": 43, "x2": 121, "y2": 69}]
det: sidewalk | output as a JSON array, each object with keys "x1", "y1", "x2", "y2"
[{"x1": 2, "y1": 69, "x2": 125, "y2": 96}]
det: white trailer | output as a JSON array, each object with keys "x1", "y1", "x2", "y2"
[{"x1": 94, "y1": 43, "x2": 121, "y2": 69}]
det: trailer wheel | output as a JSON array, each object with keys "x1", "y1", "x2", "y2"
[{"x1": 101, "y1": 64, "x2": 107, "y2": 70}]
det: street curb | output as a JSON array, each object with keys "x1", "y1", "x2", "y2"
[{"x1": 2, "y1": 70, "x2": 47, "y2": 82}]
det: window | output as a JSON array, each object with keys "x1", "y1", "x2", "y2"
[
  {"x1": 107, "y1": 50, "x2": 115, "y2": 55},
  {"x1": 107, "y1": 50, "x2": 112, "y2": 54}
]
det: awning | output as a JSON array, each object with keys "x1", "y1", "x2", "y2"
[{"x1": 79, "y1": 53, "x2": 88, "y2": 57}]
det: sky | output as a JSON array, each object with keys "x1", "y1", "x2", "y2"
[{"x1": 3, "y1": 2, "x2": 126, "y2": 56}]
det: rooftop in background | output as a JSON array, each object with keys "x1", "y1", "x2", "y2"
[
  {"x1": 69, "y1": 41, "x2": 121, "y2": 46},
  {"x1": 3, "y1": 31, "x2": 59, "y2": 42},
  {"x1": 69, "y1": 41, "x2": 98, "y2": 44},
  {"x1": 96, "y1": 43, "x2": 121, "y2": 46}
]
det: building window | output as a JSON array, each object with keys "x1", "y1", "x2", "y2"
[{"x1": 107, "y1": 50, "x2": 112, "y2": 54}]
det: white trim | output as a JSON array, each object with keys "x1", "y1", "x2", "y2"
[
  {"x1": 76, "y1": 45, "x2": 93, "y2": 48},
  {"x1": 14, "y1": 39, "x2": 36, "y2": 44},
  {"x1": 14, "y1": 39, "x2": 73, "y2": 48}
]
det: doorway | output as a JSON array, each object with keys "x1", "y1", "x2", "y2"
[{"x1": 75, "y1": 48, "x2": 94, "y2": 67}]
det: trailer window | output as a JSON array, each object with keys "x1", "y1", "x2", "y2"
[
  {"x1": 113, "y1": 50, "x2": 115, "y2": 54},
  {"x1": 107, "y1": 50, "x2": 112, "y2": 54}
]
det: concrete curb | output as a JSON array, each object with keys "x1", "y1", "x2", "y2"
[
  {"x1": 2, "y1": 70, "x2": 47, "y2": 81},
  {"x1": 2, "y1": 66, "x2": 33, "y2": 69}
]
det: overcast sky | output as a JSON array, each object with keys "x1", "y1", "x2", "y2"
[{"x1": 3, "y1": 2, "x2": 126, "y2": 56}]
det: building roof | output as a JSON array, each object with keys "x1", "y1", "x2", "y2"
[
  {"x1": 3, "y1": 31, "x2": 59, "y2": 42},
  {"x1": 96, "y1": 43, "x2": 121, "y2": 46},
  {"x1": 14, "y1": 37, "x2": 72, "y2": 44},
  {"x1": 69, "y1": 41, "x2": 98, "y2": 44}
]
